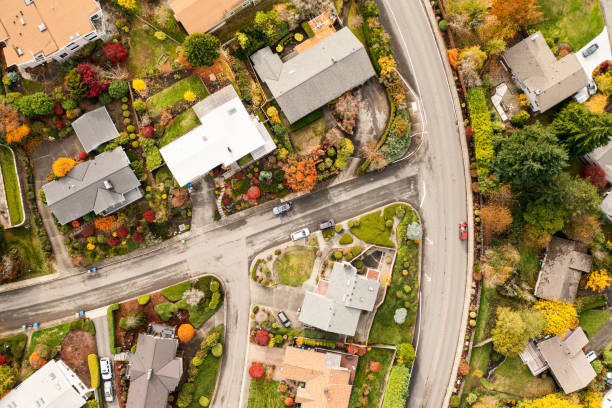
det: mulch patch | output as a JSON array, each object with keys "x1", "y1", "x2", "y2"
[
  {"x1": 114, "y1": 291, "x2": 190, "y2": 350},
  {"x1": 58, "y1": 329, "x2": 97, "y2": 387}
]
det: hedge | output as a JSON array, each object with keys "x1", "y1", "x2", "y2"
[
  {"x1": 466, "y1": 87, "x2": 494, "y2": 189},
  {"x1": 107, "y1": 304, "x2": 121, "y2": 354},
  {"x1": 251, "y1": 259, "x2": 262, "y2": 281},
  {"x1": 301, "y1": 21, "x2": 315, "y2": 38},
  {"x1": 88, "y1": 354, "x2": 100, "y2": 388},
  {"x1": 381, "y1": 365, "x2": 411, "y2": 408},
  {"x1": 137, "y1": 295, "x2": 150, "y2": 305},
  {"x1": 289, "y1": 109, "x2": 323, "y2": 131}
]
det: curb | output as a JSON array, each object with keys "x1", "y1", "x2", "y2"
[{"x1": 416, "y1": 0, "x2": 475, "y2": 405}]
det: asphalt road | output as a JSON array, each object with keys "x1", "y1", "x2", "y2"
[{"x1": 376, "y1": 0, "x2": 470, "y2": 406}]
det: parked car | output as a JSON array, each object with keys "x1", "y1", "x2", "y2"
[
  {"x1": 459, "y1": 222, "x2": 468, "y2": 241},
  {"x1": 318, "y1": 219, "x2": 335, "y2": 230},
  {"x1": 100, "y1": 357, "x2": 112, "y2": 380},
  {"x1": 583, "y1": 43, "x2": 599, "y2": 57},
  {"x1": 103, "y1": 380, "x2": 114, "y2": 402},
  {"x1": 291, "y1": 228, "x2": 310, "y2": 241},
  {"x1": 605, "y1": 372, "x2": 612, "y2": 387},
  {"x1": 586, "y1": 350, "x2": 597, "y2": 363},
  {"x1": 587, "y1": 80, "x2": 597, "y2": 95},
  {"x1": 277, "y1": 311, "x2": 291, "y2": 327},
  {"x1": 273, "y1": 202, "x2": 292, "y2": 216}
]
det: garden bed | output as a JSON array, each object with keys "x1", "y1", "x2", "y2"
[{"x1": 348, "y1": 347, "x2": 394, "y2": 408}]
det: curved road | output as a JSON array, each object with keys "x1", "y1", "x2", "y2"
[{"x1": 0, "y1": 1, "x2": 469, "y2": 406}]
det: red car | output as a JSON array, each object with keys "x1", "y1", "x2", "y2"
[{"x1": 459, "y1": 222, "x2": 468, "y2": 241}]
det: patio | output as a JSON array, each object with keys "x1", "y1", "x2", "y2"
[{"x1": 295, "y1": 12, "x2": 338, "y2": 54}]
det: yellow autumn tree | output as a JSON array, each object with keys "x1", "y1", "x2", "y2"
[
  {"x1": 582, "y1": 391, "x2": 603, "y2": 408},
  {"x1": 132, "y1": 79, "x2": 146, "y2": 93},
  {"x1": 533, "y1": 300, "x2": 577, "y2": 337},
  {"x1": 52, "y1": 158, "x2": 78, "y2": 178},
  {"x1": 183, "y1": 91, "x2": 196, "y2": 102},
  {"x1": 5, "y1": 124, "x2": 31, "y2": 144},
  {"x1": 584, "y1": 269, "x2": 612, "y2": 293},
  {"x1": 378, "y1": 55, "x2": 397, "y2": 80},
  {"x1": 518, "y1": 394, "x2": 581, "y2": 408},
  {"x1": 118, "y1": 0, "x2": 137, "y2": 11}
]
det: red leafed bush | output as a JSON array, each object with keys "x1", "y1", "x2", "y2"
[
  {"x1": 255, "y1": 330, "x2": 269, "y2": 346},
  {"x1": 143, "y1": 210, "x2": 155, "y2": 222},
  {"x1": 103, "y1": 42, "x2": 128, "y2": 64},
  {"x1": 54, "y1": 104, "x2": 64, "y2": 115},
  {"x1": 132, "y1": 232, "x2": 144, "y2": 243},
  {"x1": 72, "y1": 220, "x2": 81, "y2": 228},
  {"x1": 249, "y1": 363, "x2": 264, "y2": 379},
  {"x1": 247, "y1": 186, "x2": 260, "y2": 199},
  {"x1": 81, "y1": 224, "x2": 95, "y2": 237},
  {"x1": 78, "y1": 151, "x2": 88, "y2": 161},
  {"x1": 108, "y1": 237, "x2": 120, "y2": 247},
  {"x1": 56, "y1": 120, "x2": 65, "y2": 129},
  {"x1": 600, "y1": 60, "x2": 610, "y2": 73},
  {"x1": 234, "y1": 172, "x2": 243, "y2": 179},
  {"x1": 139, "y1": 126, "x2": 154, "y2": 138},
  {"x1": 582, "y1": 164, "x2": 607, "y2": 189},
  {"x1": 222, "y1": 195, "x2": 231, "y2": 206},
  {"x1": 284, "y1": 397, "x2": 294, "y2": 406},
  {"x1": 77, "y1": 63, "x2": 108, "y2": 98},
  {"x1": 465, "y1": 125, "x2": 473, "y2": 139},
  {"x1": 0, "y1": 355, "x2": 7, "y2": 365},
  {"x1": 116, "y1": 227, "x2": 129, "y2": 238}
]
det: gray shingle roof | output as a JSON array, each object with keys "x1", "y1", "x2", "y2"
[
  {"x1": 72, "y1": 106, "x2": 120, "y2": 153},
  {"x1": 251, "y1": 27, "x2": 375, "y2": 123},
  {"x1": 42, "y1": 147, "x2": 142, "y2": 224},
  {"x1": 503, "y1": 32, "x2": 588, "y2": 112},
  {"x1": 127, "y1": 333, "x2": 183, "y2": 408}
]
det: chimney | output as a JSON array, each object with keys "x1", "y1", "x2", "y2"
[
  {"x1": 103, "y1": 180, "x2": 113, "y2": 190},
  {"x1": 146, "y1": 369, "x2": 152, "y2": 380},
  {"x1": 38, "y1": 23, "x2": 46, "y2": 32}
]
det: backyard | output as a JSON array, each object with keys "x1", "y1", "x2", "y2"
[
  {"x1": 348, "y1": 347, "x2": 394, "y2": 408},
  {"x1": 289, "y1": 117, "x2": 327, "y2": 157},
  {"x1": 147, "y1": 75, "x2": 209, "y2": 117},
  {"x1": 0, "y1": 146, "x2": 23, "y2": 225},
  {"x1": 160, "y1": 109, "x2": 201, "y2": 146},
  {"x1": 274, "y1": 246, "x2": 317, "y2": 286},
  {"x1": 127, "y1": 20, "x2": 182, "y2": 77},
  {"x1": 481, "y1": 356, "x2": 556, "y2": 398},
  {"x1": 578, "y1": 308, "x2": 611, "y2": 338},
  {"x1": 535, "y1": 0, "x2": 604, "y2": 50},
  {"x1": 247, "y1": 379, "x2": 285, "y2": 408}
]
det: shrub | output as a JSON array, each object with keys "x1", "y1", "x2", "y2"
[
  {"x1": 381, "y1": 365, "x2": 411, "y2": 408},
  {"x1": 211, "y1": 343, "x2": 223, "y2": 357},
  {"x1": 249, "y1": 363, "x2": 264, "y2": 378},
  {"x1": 104, "y1": 42, "x2": 128, "y2": 63},
  {"x1": 133, "y1": 100, "x2": 146, "y2": 112},
  {"x1": 183, "y1": 33, "x2": 220, "y2": 67},
  {"x1": 132, "y1": 232, "x2": 144, "y2": 243},
  {"x1": 510, "y1": 110, "x2": 530, "y2": 128},
  {"x1": 137, "y1": 295, "x2": 150, "y2": 305},
  {"x1": 177, "y1": 382, "x2": 195, "y2": 408},
  {"x1": 334, "y1": 224, "x2": 343, "y2": 233},
  {"x1": 450, "y1": 395, "x2": 460, "y2": 407},
  {"x1": 394, "y1": 308, "x2": 407, "y2": 324},
  {"x1": 178, "y1": 324, "x2": 195, "y2": 342},
  {"x1": 132, "y1": 79, "x2": 146, "y2": 93},
  {"x1": 438, "y1": 20, "x2": 448, "y2": 31},
  {"x1": 467, "y1": 87, "x2": 495, "y2": 192},
  {"x1": 143, "y1": 210, "x2": 156, "y2": 222},
  {"x1": 15, "y1": 92, "x2": 54, "y2": 116},
  {"x1": 199, "y1": 396, "x2": 210, "y2": 407},
  {"x1": 210, "y1": 280, "x2": 220, "y2": 292},
  {"x1": 339, "y1": 233, "x2": 353, "y2": 245},
  {"x1": 109, "y1": 80, "x2": 129, "y2": 99},
  {"x1": 124, "y1": 309, "x2": 146, "y2": 330},
  {"x1": 155, "y1": 302, "x2": 178, "y2": 321},
  {"x1": 107, "y1": 304, "x2": 119, "y2": 353},
  {"x1": 52, "y1": 157, "x2": 78, "y2": 177},
  {"x1": 255, "y1": 330, "x2": 269, "y2": 346}
]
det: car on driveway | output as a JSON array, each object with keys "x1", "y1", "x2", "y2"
[
  {"x1": 318, "y1": 219, "x2": 335, "y2": 230},
  {"x1": 586, "y1": 350, "x2": 597, "y2": 362},
  {"x1": 277, "y1": 311, "x2": 291, "y2": 327},
  {"x1": 273, "y1": 202, "x2": 292, "y2": 216},
  {"x1": 582, "y1": 43, "x2": 599, "y2": 57},
  {"x1": 100, "y1": 357, "x2": 112, "y2": 380},
  {"x1": 459, "y1": 222, "x2": 468, "y2": 241},
  {"x1": 291, "y1": 228, "x2": 310, "y2": 241},
  {"x1": 103, "y1": 380, "x2": 114, "y2": 402}
]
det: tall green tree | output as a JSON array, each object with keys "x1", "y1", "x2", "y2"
[
  {"x1": 183, "y1": 33, "x2": 220, "y2": 67},
  {"x1": 493, "y1": 124, "x2": 568, "y2": 194},
  {"x1": 551, "y1": 102, "x2": 612, "y2": 158}
]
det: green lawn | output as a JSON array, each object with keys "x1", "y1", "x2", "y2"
[
  {"x1": 22, "y1": 79, "x2": 44, "y2": 94},
  {"x1": 159, "y1": 277, "x2": 223, "y2": 328},
  {"x1": 29, "y1": 319, "x2": 95, "y2": 355},
  {"x1": 160, "y1": 281, "x2": 192, "y2": 301},
  {"x1": 3, "y1": 224, "x2": 54, "y2": 281},
  {"x1": 579, "y1": 309, "x2": 611, "y2": 339},
  {"x1": 247, "y1": 379, "x2": 285, "y2": 408},
  {"x1": 0, "y1": 146, "x2": 23, "y2": 225},
  {"x1": 481, "y1": 356, "x2": 556, "y2": 398},
  {"x1": 348, "y1": 1, "x2": 366, "y2": 46},
  {"x1": 463, "y1": 343, "x2": 491, "y2": 396},
  {"x1": 188, "y1": 326, "x2": 223, "y2": 408},
  {"x1": 274, "y1": 246, "x2": 317, "y2": 286},
  {"x1": 535, "y1": 0, "x2": 604, "y2": 51},
  {"x1": 350, "y1": 210, "x2": 395, "y2": 247},
  {"x1": 147, "y1": 75, "x2": 208, "y2": 117},
  {"x1": 348, "y1": 347, "x2": 394, "y2": 408},
  {"x1": 127, "y1": 21, "x2": 181, "y2": 77},
  {"x1": 518, "y1": 245, "x2": 539, "y2": 287},
  {"x1": 213, "y1": 0, "x2": 282, "y2": 43},
  {"x1": 0, "y1": 333, "x2": 27, "y2": 363},
  {"x1": 160, "y1": 109, "x2": 201, "y2": 147}
]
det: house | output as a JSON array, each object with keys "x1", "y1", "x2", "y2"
[
  {"x1": 298, "y1": 262, "x2": 380, "y2": 336},
  {"x1": 126, "y1": 332, "x2": 183, "y2": 408},
  {"x1": 72, "y1": 106, "x2": 120, "y2": 153},
  {"x1": 280, "y1": 347, "x2": 355, "y2": 408},
  {"x1": 600, "y1": 0, "x2": 612, "y2": 49},
  {"x1": 534, "y1": 237, "x2": 592, "y2": 303},
  {"x1": 519, "y1": 328, "x2": 596, "y2": 394},
  {"x1": 0, "y1": 0, "x2": 105, "y2": 69},
  {"x1": 601, "y1": 192, "x2": 612, "y2": 222},
  {"x1": 251, "y1": 27, "x2": 375, "y2": 123},
  {"x1": 42, "y1": 147, "x2": 143, "y2": 224},
  {"x1": 169, "y1": 0, "x2": 255, "y2": 34},
  {"x1": 0, "y1": 359, "x2": 89, "y2": 408},
  {"x1": 159, "y1": 85, "x2": 276, "y2": 186},
  {"x1": 502, "y1": 32, "x2": 589, "y2": 113}
]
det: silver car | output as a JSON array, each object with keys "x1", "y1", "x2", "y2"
[
  {"x1": 100, "y1": 357, "x2": 112, "y2": 381},
  {"x1": 291, "y1": 228, "x2": 310, "y2": 241},
  {"x1": 103, "y1": 380, "x2": 114, "y2": 402},
  {"x1": 582, "y1": 43, "x2": 599, "y2": 57},
  {"x1": 273, "y1": 202, "x2": 292, "y2": 216}
]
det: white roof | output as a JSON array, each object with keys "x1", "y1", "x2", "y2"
[
  {"x1": 0, "y1": 360, "x2": 89, "y2": 408},
  {"x1": 159, "y1": 85, "x2": 271, "y2": 186}
]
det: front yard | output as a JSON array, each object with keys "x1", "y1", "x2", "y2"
[
  {"x1": 535, "y1": 0, "x2": 604, "y2": 50},
  {"x1": 274, "y1": 246, "x2": 317, "y2": 286},
  {"x1": 247, "y1": 378, "x2": 285, "y2": 408}
]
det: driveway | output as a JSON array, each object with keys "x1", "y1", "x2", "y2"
[{"x1": 576, "y1": 28, "x2": 612, "y2": 79}]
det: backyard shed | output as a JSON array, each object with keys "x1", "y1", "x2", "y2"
[{"x1": 72, "y1": 106, "x2": 120, "y2": 153}]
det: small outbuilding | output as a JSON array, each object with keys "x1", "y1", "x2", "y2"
[{"x1": 72, "y1": 106, "x2": 120, "y2": 153}]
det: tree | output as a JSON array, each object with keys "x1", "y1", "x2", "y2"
[
  {"x1": 290, "y1": 0, "x2": 333, "y2": 19},
  {"x1": 582, "y1": 164, "x2": 607, "y2": 189},
  {"x1": 15, "y1": 92, "x2": 53, "y2": 116},
  {"x1": 199, "y1": 396, "x2": 210, "y2": 407},
  {"x1": 125, "y1": 309, "x2": 146, "y2": 330},
  {"x1": 103, "y1": 42, "x2": 128, "y2": 63},
  {"x1": 64, "y1": 68, "x2": 88, "y2": 100},
  {"x1": 551, "y1": 102, "x2": 612, "y2": 158},
  {"x1": 254, "y1": 10, "x2": 284, "y2": 42},
  {"x1": 584, "y1": 269, "x2": 612, "y2": 293},
  {"x1": 178, "y1": 324, "x2": 195, "y2": 342},
  {"x1": 284, "y1": 157, "x2": 317, "y2": 192},
  {"x1": 94, "y1": 216, "x2": 115, "y2": 231},
  {"x1": 0, "y1": 364, "x2": 17, "y2": 396},
  {"x1": 491, "y1": 308, "x2": 545, "y2": 356},
  {"x1": 545, "y1": 173, "x2": 600, "y2": 219},
  {"x1": 334, "y1": 92, "x2": 358, "y2": 133},
  {"x1": 491, "y1": 0, "x2": 542, "y2": 32},
  {"x1": 108, "y1": 79, "x2": 129, "y2": 99},
  {"x1": 394, "y1": 308, "x2": 407, "y2": 324},
  {"x1": 517, "y1": 394, "x2": 581, "y2": 408},
  {"x1": 52, "y1": 157, "x2": 78, "y2": 177},
  {"x1": 563, "y1": 214, "x2": 601, "y2": 245},
  {"x1": 480, "y1": 204, "x2": 512, "y2": 245},
  {"x1": 459, "y1": 46, "x2": 487, "y2": 70},
  {"x1": 523, "y1": 201, "x2": 565, "y2": 235},
  {"x1": 183, "y1": 33, "x2": 220, "y2": 67},
  {"x1": 28, "y1": 350, "x2": 47, "y2": 369},
  {"x1": 249, "y1": 363, "x2": 264, "y2": 378},
  {"x1": 493, "y1": 124, "x2": 568, "y2": 194},
  {"x1": 533, "y1": 300, "x2": 577, "y2": 336}
]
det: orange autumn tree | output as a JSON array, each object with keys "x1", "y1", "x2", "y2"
[
  {"x1": 447, "y1": 49, "x2": 459, "y2": 70},
  {"x1": 480, "y1": 204, "x2": 513, "y2": 246},
  {"x1": 28, "y1": 351, "x2": 47, "y2": 370},
  {"x1": 491, "y1": 0, "x2": 542, "y2": 33},
  {"x1": 0, "y1": 104, "x2": 30, "y2": 144},
  {"x1": 52, "y1": 157, "x2": 79, "y2": 177},
  {"x1": 94, "y1": 216, "x2": 115, "y2": 231},
  {"x1": 284, "y1": 157, "x2": 317, "y2": 192}
]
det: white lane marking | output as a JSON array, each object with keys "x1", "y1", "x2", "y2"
[
  {"x1": 420, "y1": 180, "x2": 427, "y2": 207},
  {"x1": 424, "y1": 273, "x2": 432, "y2": 282},
  {"x1": 425, "y1": 237, "x2": 433, "y2": 245}
]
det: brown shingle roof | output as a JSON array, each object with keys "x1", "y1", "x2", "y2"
[
  {"x1": 280, "y1": 347, "x2": 353, "y2": 408},
  {"x1": 1, "y1": 0, "x2": 100, "y2": 67},
  {"x1": 169, "y1": 0, "x2": 245, "y2": 34}
]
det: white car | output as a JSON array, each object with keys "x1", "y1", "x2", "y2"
[
  {"x1": 291, "y1": 228, "x2": 310, "y2": 241},
  {"x1": 586, "y1": 350, "x2": 597, "y2": 363},
  {"x1": 103, "y1": 380, "x2": 114, "y2": 402},
  {"x1": 100, "y1": 357, "x2": 112, "y2": 380}
]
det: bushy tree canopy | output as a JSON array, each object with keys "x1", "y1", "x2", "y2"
[
  {"x1": 183, "y1": 33, "x2": 220, "y2": 67},
  {"x1": 551, "y1": 102, "x2": 612, "y2": 158},
  {"x1": 15, "y1": 92, "x2": 53, "y2": 116}
]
